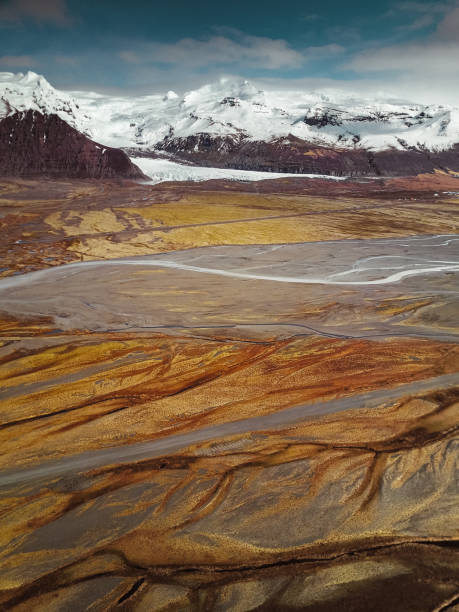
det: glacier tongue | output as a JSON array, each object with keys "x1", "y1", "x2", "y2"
[{"x1": 131, "y1": 156, "x2": 348, "y2": 184}]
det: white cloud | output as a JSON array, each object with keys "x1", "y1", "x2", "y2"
[
  {"x1": 392, "y1": 1, "x2": 453, "y2": 14},
  {"x1": 118, "y1": 32, "x2": 347, "y2": 75},
  {"x1": 0, "y1": 55, "x2": 37, "y2": 67},
  {"x1": 305, "y1": 44, "x2": 345, "y2": 57},
  {"x1": 255, "y1": 71, "x2": 459, "y2": 106},
  {"x1": 119, "y1": 33, "x2": 304, "y2": 70},
  {"x1": 54, "y1": 55, "x2": 80, "y2": 66},
  {"x1": 435, "y1": 3, "x2": 459, "y2": 39},
  {"x1": 396, "y1": 14, "x2": 435, "y2": 32},
  {"x1": 344, "y1": 2, "x2": 459, "y2": 103},
  {"x1": 118, "y1": 51, "x2": 141, "y2": 64},
  {"x1": 0, "y1": 0, "x2": 71, "y2": 26},
  {"x1": 301, "y1": 13, "x2": 321, "y2": 22},
  {"x1": 348, "y1": 41, "x2": 459, "y2": 74}
]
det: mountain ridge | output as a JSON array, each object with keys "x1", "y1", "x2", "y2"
[{"x1": 1, "y1": 71, "x2": 459, "y2": 177}]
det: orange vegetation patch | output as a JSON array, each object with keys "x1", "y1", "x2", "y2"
[
  {"x1": 0, "y1": 329, "x2": 457, "y2": 468},
  {"x1": 384, "y1": 171, "x2": 459, "y2": 192}
]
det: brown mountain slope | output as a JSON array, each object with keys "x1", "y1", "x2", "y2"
[
  {"x1": 151, "y1": 133, "x2": 459, "y2": 176},
  {"x1": 0, "y1": 110, "x2": 146, "y2": 179}
]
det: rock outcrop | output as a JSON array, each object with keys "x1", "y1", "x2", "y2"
[
  {"x1": 0, "y1": 110, "x2": 146, "y2": 179},
  {"x1": 155, "y1": 133, "x2": 459, "y2": 177}
]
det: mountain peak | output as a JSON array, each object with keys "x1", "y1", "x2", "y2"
[
  {"x1": 181, "y1": 77, "x2": 263, "y2": 106},
  {"x1": 0, "y1": 70, "x2": 91, "y2": 134},
  {"x1": 164, "y1": 90, "x2": 179, "y2": 101},
  {"x1": 18, "y1": 70, "x2": 43, "y2": 84},
  {"x1": 0, "y1": 70, "x2": 49, "y2": 88}
]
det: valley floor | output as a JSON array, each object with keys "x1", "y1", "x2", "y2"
[{"x1": 0, "y1": 173, "x2": 458, "y2": 611}]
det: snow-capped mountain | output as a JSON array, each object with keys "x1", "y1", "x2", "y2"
[
  {"x1": 1, "y1": 71, "x2": 459, "y2": 177},
  {"x1": 0, "y1": 71, "x2": 91, "y2": 133},
  {"x1": 0, "y1": 73, "x2": 144, "y2": 179},
  {"x1": 69, "y1": 77, "x2": 459, "y2": 154},
  {"x1": 3, "y1": 71, "x2": 458, "y2": 153}
]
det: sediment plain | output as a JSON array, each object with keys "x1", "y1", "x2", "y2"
[{"x1": 0, "y1": 174, "x2": 458, "y2": 611}]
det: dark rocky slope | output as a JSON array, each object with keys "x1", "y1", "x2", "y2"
[
  {"x1": 154, "y1": 133, "x2": 459, "y2": 177},
  {"x1": 0, "y1": 110, "x2": 146, "y2": 179}
]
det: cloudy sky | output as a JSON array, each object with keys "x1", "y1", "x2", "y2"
[{"x1": 0, "y1": 0, "x2": 458, "y2": 102}]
